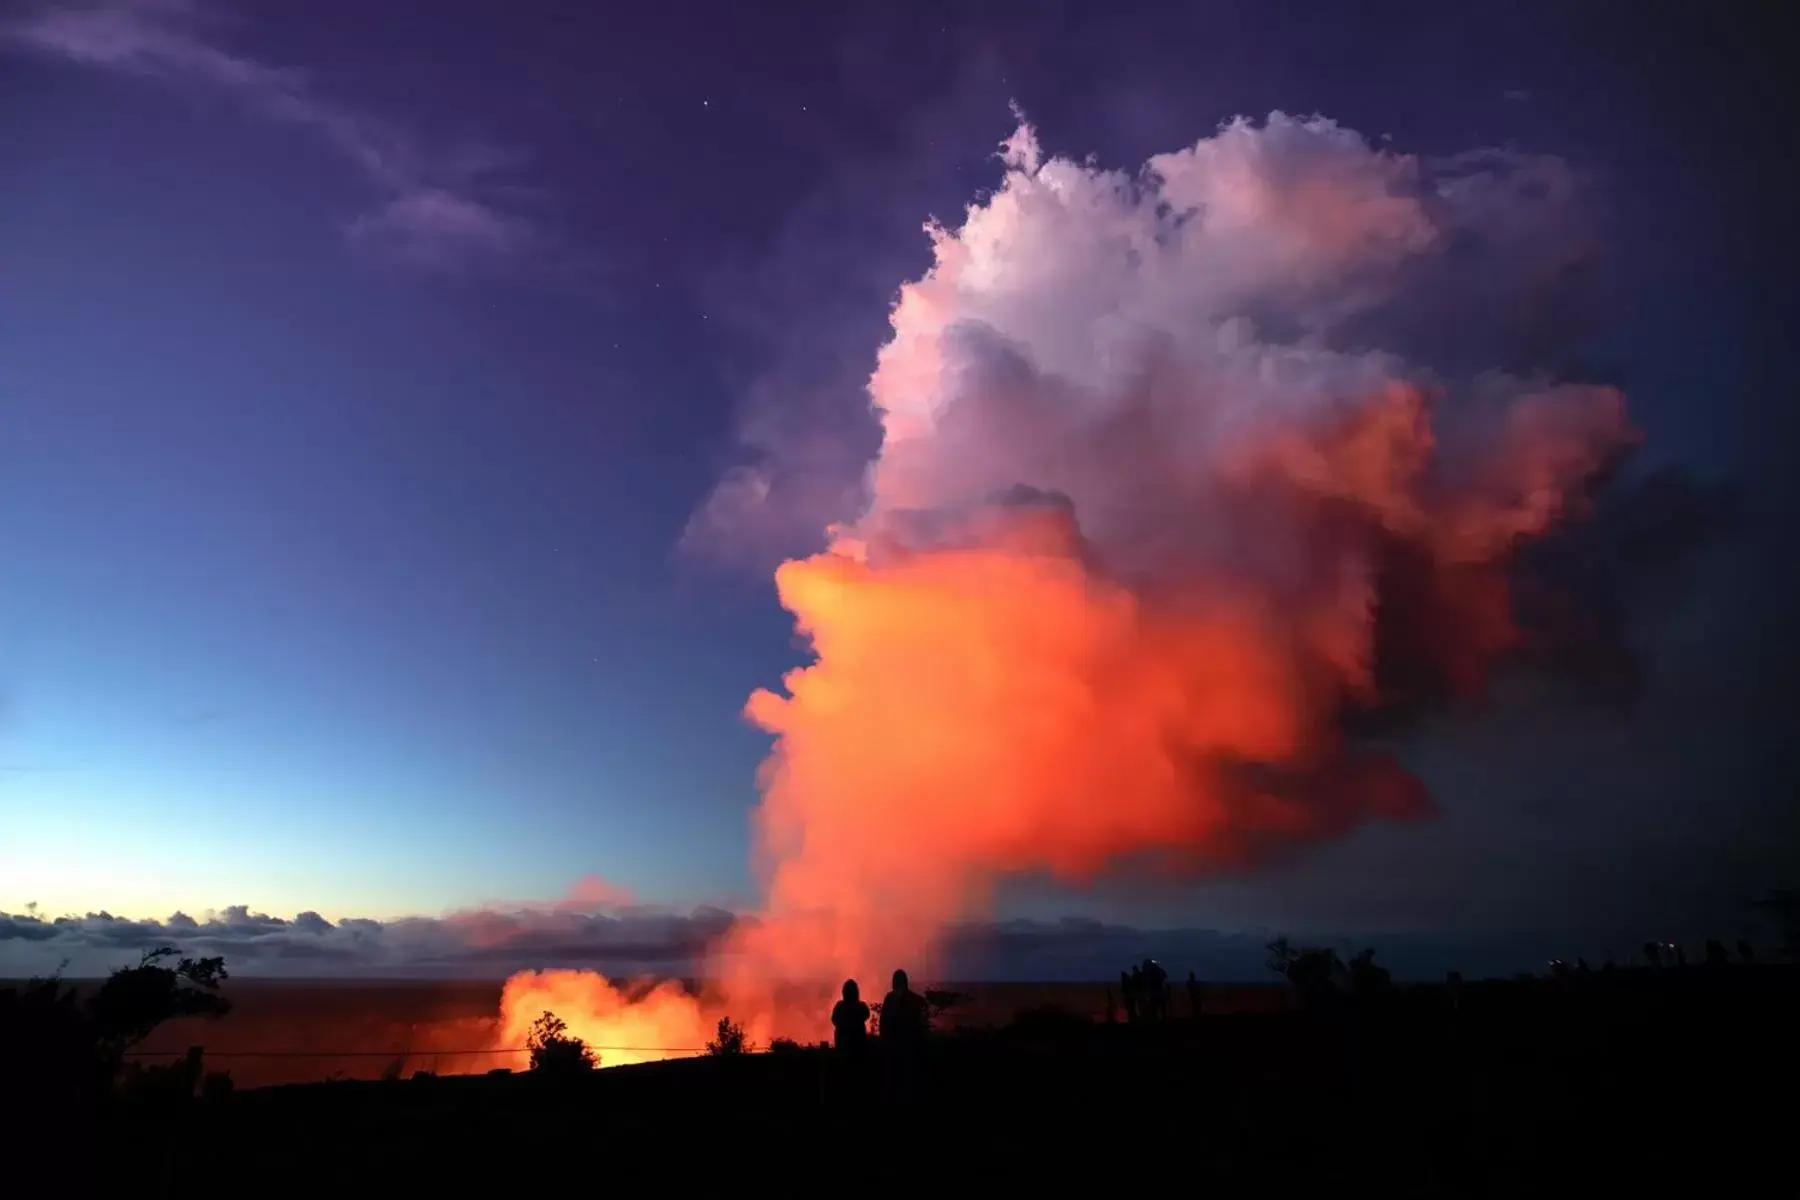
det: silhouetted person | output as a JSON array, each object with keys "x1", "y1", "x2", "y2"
[
  {"x1": 1141, "y1": 959, "x2": 1168, "y2": 1021},
  {"x1": 879, "y1": 968, "x2": 929, "y2": 1102},
  {"x1": 831, "y1": 979, "x2": 869, "y2": 1052},
  {"x1": 1643, "y1": 941, "x2": 1662, "y2": 969},
  {"x1": 880, "y1": 969, "x2": 928, "y2": 1048},
  {"x1": 1738, "y1": 939, "x2": 1757, "y2": 965},
  {"x1": 1186, "y1": 970, "x2": 1202, "y2": 1019},
  {"x1": 1705, "y1": 939, "x2": 1729, "y2": 968},
  {"x1": 1123, "y1": 967, "x2": 1141, "y2": 1024}
]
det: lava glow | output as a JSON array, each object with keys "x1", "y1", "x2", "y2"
[
  {"x1": 485, "y1": 113, "x2": 1637, "y2": 1060},
  {"x1": 494, "y1": 971, "x2": 728, "y2": 1067}
]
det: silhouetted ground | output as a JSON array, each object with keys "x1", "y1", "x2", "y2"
[
  {"x1": 100, "y1": 978, "x2": 1292, "y2": 1087},
  {"x1": 49, "y1": 966, "x2": 1800, "y2": 1193}
]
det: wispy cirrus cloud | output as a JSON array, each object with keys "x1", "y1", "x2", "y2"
[{"x1": 3, "y1": 0, "x2": 543, "y2": 275}]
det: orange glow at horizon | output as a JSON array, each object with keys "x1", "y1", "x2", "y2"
[{"x1": 492, "y1": 970, "x2": 729, "y2": 1068}]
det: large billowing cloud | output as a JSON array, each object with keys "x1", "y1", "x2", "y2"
[
  {"x1": 689, "y1": 112, "x2": 1617, "y2": 566},
  {"x1": 701, "y1": 112, "x2": 1639, "y2": 1010}
]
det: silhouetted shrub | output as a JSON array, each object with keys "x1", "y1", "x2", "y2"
[
  {"x1": 119, "y1": 1045, "x2": 209, "y2": 1106},
  {"x1": 1010, "y1": 1004, "x2": 1091, "y2": 1040},
  {"x1": 525, "y1": 1010, "x2": 596, "y2": 1074},
  {"x1": 707, "y1": 1016, "x2": 748, "y2": 1056},
  {"x1": 1756, "y1": 888, "x2": 1800, "y2": 959},
  {"x1": 925, "y1": 989, "x2": 969, "y2": 1031},
  {"x1": 768, "y1": 1037, "x2": 803, "y2": 1054}
]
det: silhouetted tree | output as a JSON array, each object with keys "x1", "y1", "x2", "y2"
[
  {"x1": 1267, "y1": 937, "x2": 1346, "y2": 1007},
  {"x1": 1266, "y1": 937, "x2": 1297, "y2": 975},
  {"x1": 707, "y1": 1015, "x2": 748, "y2": 1056},
  {"x1": 1755, "y1": 889, "x2": 1800, "y2": 959},
  {"x1": 0, "y1": 946, "x2": 232, "y2": 1112},
  {"x1": 88, "y1": 947, "x2": 229, "y2": 1074},
  {"x1": 525, "y1": 1010, "x2": 596, "y2": 1074},
  {"x1": 1348, "y1": 948, "x2": 1391, "y2": 995}
]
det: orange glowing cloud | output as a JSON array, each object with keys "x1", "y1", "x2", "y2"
[
  {"x1": 495, "y1": 970, "x2": 726, "y2": 1068},
  {"x1": 499, "y1": 112, "x2": 1637, "y2": 1053}
]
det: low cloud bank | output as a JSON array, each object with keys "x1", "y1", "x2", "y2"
[
  {"x1": 0, "y1": 897, "x2": 734, "y2": 980},
  {"x1": 3, "y1": 903, "x2": 1596, "y2": 983}
]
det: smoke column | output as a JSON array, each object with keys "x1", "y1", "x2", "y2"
[{"x1": 501, "y1": 112, "x2": 1637, "y2": 1049}]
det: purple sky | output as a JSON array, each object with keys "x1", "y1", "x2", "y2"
[{"x1": 1, "y1": 0, "x2": 1794, "y2": 979}]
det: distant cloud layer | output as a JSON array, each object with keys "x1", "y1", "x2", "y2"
[
  {"x1": 2, "y1": 0, "x2": 543, "y2": 274},
  {"x1": 0, "y1": 899, "x2": 1601, "y2": 983},
  {"x1": 0, "y1": 900, "x2": 738, "y2": 980}
]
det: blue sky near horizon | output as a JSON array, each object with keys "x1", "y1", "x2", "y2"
[
  {"x1": 2, "y1": 0, "x2": 1794, "y2": 951},
  {"x1": 0, "y1": 6, "x2": 796, "y2": 917}
]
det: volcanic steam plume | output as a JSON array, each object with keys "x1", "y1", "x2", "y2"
[{"x1": 504, "y1": 112, "x2": 1637, "y2": 1050}]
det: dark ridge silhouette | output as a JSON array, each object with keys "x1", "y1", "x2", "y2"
[{"x1": 10, "y1": 917, "x2": 1800, "y2": 1188}]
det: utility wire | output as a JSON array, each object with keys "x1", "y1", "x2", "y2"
[{"x1": 122, "y1": 1046, "x2": 706, "y2": 1058}]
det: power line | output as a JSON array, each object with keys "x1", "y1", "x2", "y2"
[{"x1": 122, "y1": 1045, "x2": 705, "y2": 1058}]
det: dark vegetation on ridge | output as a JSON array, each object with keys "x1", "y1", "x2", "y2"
[{"x1": 7, "y1": 921, "x2": 1799, "y2": 1192}]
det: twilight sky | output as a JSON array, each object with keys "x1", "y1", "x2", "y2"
[{"x1": 2, "y1": 0, "x2": 1794, "y2": 977}]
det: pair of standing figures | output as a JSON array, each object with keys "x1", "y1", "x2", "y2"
[{"x1": 830, "y1": 968, "x2": 928, "y2": 1050}]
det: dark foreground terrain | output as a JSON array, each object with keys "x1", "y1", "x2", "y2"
[
  {"x1": 37, "y1": 966, "x2": 1800, "y2": 1194},
  {"x1": 118, "y1": 977, "x2": 1294, "y2": 1087}
]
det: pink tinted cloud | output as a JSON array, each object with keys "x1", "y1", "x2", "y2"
[
  {"x1": 441, "y1": 875, "x2": 641, "y2": 950},
  {"x1": 556, "y1": 874, "x2": 639, "y2": 913},
  {"x1": 346, "y1": 188, "x2": 537, "y2": 276},
  {"x1": 686, "y1": 110, "x2": 1611, "y2": 564}
]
